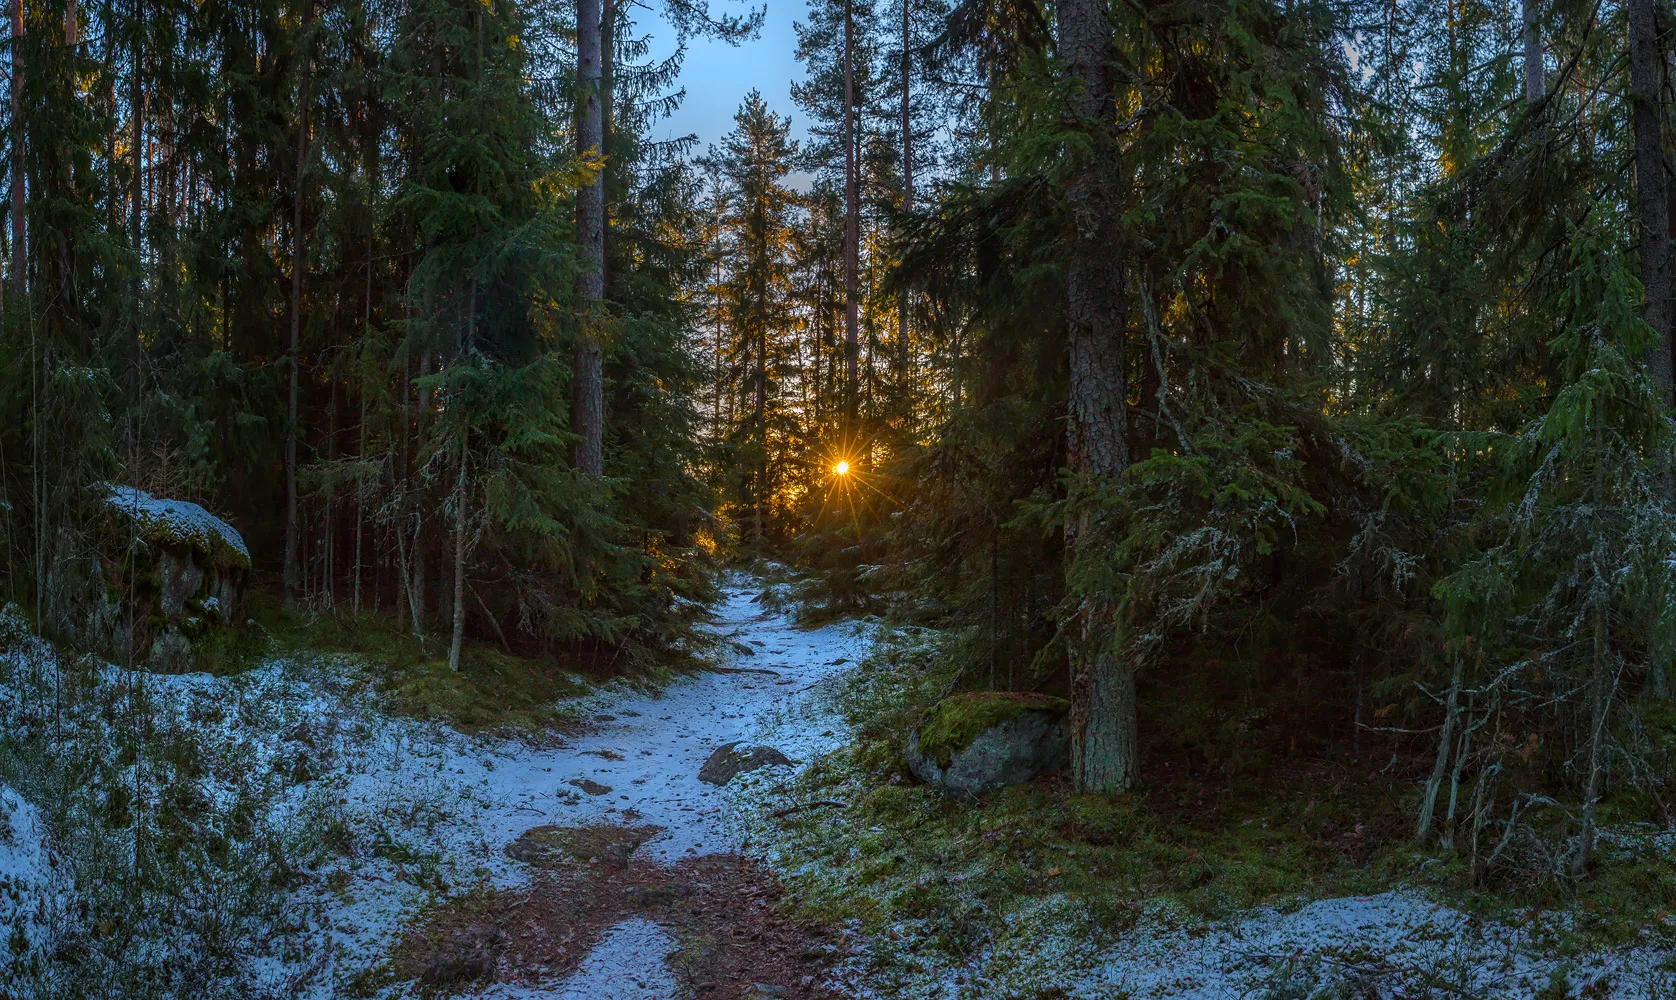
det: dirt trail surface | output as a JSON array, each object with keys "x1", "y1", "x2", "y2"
[{"x1": 375, "y1": 580, "x2": 866, "y2": 997}]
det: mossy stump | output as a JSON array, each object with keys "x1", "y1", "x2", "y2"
[{"x1": 906, "y1": 691, "x2": 1069, "y2": 796}]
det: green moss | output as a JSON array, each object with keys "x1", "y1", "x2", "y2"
[
  {"x1": 103, "y1": 492, "x2": 252, "y2": 574},
  {"x1": 916, "y1": 691, "x2": 1068, "y2": 766},
  {"x1": 248, "y1": 593, "x2": 601, "y2": 734},
  {"x1": 187, "y1": 622, "x2": 270, "y2": 676},
  {"x1": 758, "y1": 627, "x2": 1676, "y2": 994}
]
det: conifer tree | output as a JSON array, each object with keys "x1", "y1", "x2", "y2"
[{"x1": 703, "y1": 91, "x2": 799, "y2": 549}]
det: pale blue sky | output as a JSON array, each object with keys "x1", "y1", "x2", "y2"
[{"x1": 642, "y1": 0, "x2": 814, "y2": 155}]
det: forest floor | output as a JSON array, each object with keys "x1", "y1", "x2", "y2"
[{"x1": 3, "y1": 577, "x2": 1675, "y2": 998}]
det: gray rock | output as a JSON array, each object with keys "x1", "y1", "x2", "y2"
[
  {"x1": 906, "y1": 695, "x2": 1069, "y2": 796},
  {"x1": 699, "y1": 742, "x2": 795, "y2": 785},
  {"x1": 157, "y1": 550, "x2": 204, "y2": 619},
  {"x1": 147, "y1": 626, "x2": 194, "y2": 674}
]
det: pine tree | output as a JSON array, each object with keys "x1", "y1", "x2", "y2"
[{"x1": 703, "y1": 91, "x2": 800, "y2": 550}]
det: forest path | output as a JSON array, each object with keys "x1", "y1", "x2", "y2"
[{"x1": 390, "y1": 578, "x2": 866, "y2": 999}]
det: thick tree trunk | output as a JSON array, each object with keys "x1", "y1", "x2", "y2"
[
  {"x1": 1630, "y1": 0, "x2": 1674, "y2": 408},
  {"x1": 1522, "y1": 0, "x2": 1541, "y2": 104},
  {"x1": 1060, "y1": 0, "x2": 1133, "y2": 794},
  {"x1": 842, "y1": 0, "x2": 859, "y2": 432},
  {"x1": 284, "y1": 0, "x2": 315, "y2": 604},
  {"x1": 573, "y1": 0, "x2": 605, "y2": 475}
]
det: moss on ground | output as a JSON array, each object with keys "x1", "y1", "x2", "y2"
[
  {"x1": 753, "y1": 626, "x2": 1676, "y2": 990},
  {"x1": 916, "y1": 691, "x2": 1068, "y2": 766},
  {"x1": 246, "y1": 594, "x2": 608, "y2": 733}
]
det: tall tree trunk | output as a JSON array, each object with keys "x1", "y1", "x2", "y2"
[
  {"x1": 754, "y1": 320, "x2": 766, "y2": 550},
  {"x1": 897, "y1": 0, "x2": 912, "y2": 415},
  {"x1": 1060, "y1": 0, "x2": 1133, "y2": 793},
  {"x1": 601, "y1": 0, "x2": 614, "y2": 284},
  {"x1": 573, "y1": 0, "x2": 605, "y2": 475},
  {"x1": 1417, "y1": 656, "x2": 1464, "y2": 841},
  {"x1": 1522, "y1": 0, "x2": 1541, "y2": 104},
  {"x1": 1631, "y1": 0, "x2": 1674, "y2": 408},
  {"x1": 842, "y1": 0, "x2": 859, "y2": 434},
  {"x1": 10, "y1": 0, "x2": 22, "y2": 298},
  {"x1": 283, "y1": 0, "x2": 315, "y2": 604},
  {"x1": 448, "y1": 428, "x2": 468, "y2": 672},
  {"x1": 414, "y1": 347, "x2": 428, "y2": 630},
  {"x1": 65, "y1": 0, "x2": 75, "y2": 45},
  {"x1": 127, "y1": 0, "x2": 143, "y2": 420}
]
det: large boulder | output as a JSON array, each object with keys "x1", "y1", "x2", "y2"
[
  {"x1": 906, "y1": 692, "x2": 1069, "y2": 796},
  {"x1": 55, "y1": 486, "x2": 251, "y2": 670}
]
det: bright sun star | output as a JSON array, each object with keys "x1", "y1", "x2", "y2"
[{"x1": 833, "y1": 460, "x2": 849, "y2": 476}]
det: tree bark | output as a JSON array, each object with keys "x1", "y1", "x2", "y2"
[
  {"x1": 842, "y1": 0, "x2": 859, "y2": 434},
  {"x1": 1522, "y1": 0, "x2": 1541, "y2": 105},
  {"x1": 897, "y1": 0, "x2": 912, "y2": 414},
  {"x1": 1060, "y1": 0, "x2": 1133, "y2": 794},
  {"x1": 283, "y1": 0, "x2": 315, "y2": 604},
  {"x1": 10, "y1": 0, "x2": 22, "y2": 298},
  {"x1": 753, "y1": 317, "x2": 766, "y2": 550},
  {"x1": 1630, "y1": 0, "x2": 1674, "y2": 408},
  {"x1": 1416, "y1": 656, "x2": 1464, "y2": 841},
  {"x1": 573, "y1": 0, "x2": 605, "y2": 475},
  {"x1": 448, "y1": 428, "x2": 468, "y2": 672}
]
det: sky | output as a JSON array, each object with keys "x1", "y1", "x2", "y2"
[{"x1": 641, "y1": 0, "x2": 814, "y2": 156}]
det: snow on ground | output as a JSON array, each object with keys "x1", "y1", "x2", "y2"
[
  {"x1": 1064, "y1": 890, "x2": 1673, "y2": 999},
  {"x1": 0, "y1": 579, "x2": 868, "y2": 997},
  {"x1": 292, "y1": 578, "x2": 866, "y2": 991},
  {"x1": 485, "y1": 918, "x2": 680, "y2": 1000},
  {"x1": 818, "y1": 867, "x2": 1674, "y2": 999},
  {"x1": 0, "y1": 781, "x2": 48, "y2": 951},
  {"x1": 7, "y1": 581, "x2": 1676, "y2": 998},
  {"x1": 251, "y1": 578, "x2": 866, "y2": 992}
]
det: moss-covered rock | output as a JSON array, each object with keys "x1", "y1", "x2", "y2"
[
  {"x1": 104, "y1": 486, "x2": 251, "y2": 573},
  {"x1": 915, "y1": 692, "x2": 1068, "y2": 766},
  {"x1": 50, "y1": 486, "x2": 252, "y2": 671},
  {"x1": 907, "y1": 691, "x2": 1069, "y2": 796}
]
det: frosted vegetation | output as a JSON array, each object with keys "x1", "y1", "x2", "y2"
[
  {"x1": 1, "y1": 581, "x2": 1673, "y2": 998},
  {"x1": 0, "y1": 581, "x2": 864, "y2": 998}
]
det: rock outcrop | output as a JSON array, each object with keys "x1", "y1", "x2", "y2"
[{"x1": 55, "y1": 486, "x2": 251, "y2": 671}]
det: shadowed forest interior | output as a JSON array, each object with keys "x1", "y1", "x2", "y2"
[{"x1": 3, "y1": 0, "x2": 1676, "y2": 995}]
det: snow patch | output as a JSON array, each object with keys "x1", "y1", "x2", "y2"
[
  {"x1": 105, "y1": 485, "x2": 250, "y2": 562},
  {"x1": 0, "y1": 782, "x2": 49, "y2": 951},
  {"x1": 486, "y1": 919, "x2": 679, "y2": 999}
]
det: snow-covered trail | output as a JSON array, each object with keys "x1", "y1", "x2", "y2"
[
  {"x1": 314, "y1": 578, "x2": 866, "y2": 996},
  {"x1": 480, "y1": 581, "x2": 864, "y2": 864},
  {"x1": 336, "y1": 581, "x2": 864, "y2": 869}
]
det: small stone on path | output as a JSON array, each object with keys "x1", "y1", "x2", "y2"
[{"x1": 699, "y1": 742, "x2": 795, "y2": 786}]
